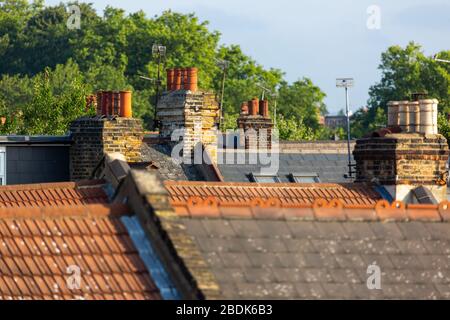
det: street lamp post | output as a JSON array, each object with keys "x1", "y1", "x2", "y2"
[
  {"x1": 215, "y1": 58, "x2": 230, "y2": 131},
  {"x1": 336, "y1": 78, "x2": 355, "y2": 179},
  {"x1": 152, "y1": 44, "x2": 166, "y2": 129}
]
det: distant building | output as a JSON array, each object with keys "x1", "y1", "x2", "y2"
[{"x1": 324, "y1": 115, "x2": 347, "y2": 129}]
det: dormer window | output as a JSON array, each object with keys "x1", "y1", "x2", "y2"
[
  {"x1": 250, "y1": 173, "x2": 281, "y2": 183},
  {"x1": 289, "y1": 172, "x2": 320, "y2": 183}
]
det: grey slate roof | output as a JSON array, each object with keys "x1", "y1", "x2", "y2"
[
  {"x1": 141, "y1": 143, "x2": 202, "y2": 181},
  {"x1": 181, "y1": 218, "x2": 450, "y2": 300},
  {"x1": 218, "y1": 152, "x2": 352, "y2": 183}
]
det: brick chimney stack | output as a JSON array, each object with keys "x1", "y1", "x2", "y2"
[
  {"x1": 157, "y1": 67, "x2": 220, "y2": 164},
  {"x1": 70, "y1": 91, "x2": 143, "y2": 181},
  {"x1": 354, "y1": 98, "x2": 448, "y2": 203},
  {"x1": 237, "y1": 98, "x2": 274, "y2": 150}
]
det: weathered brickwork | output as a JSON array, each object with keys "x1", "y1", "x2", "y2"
[
  {"x1": 237, "y1": 116, "x2": 274, "y2": 150},
  {"x1": 354, "y1": 133, "x2": 449, "y2": 185},
  {"x1": 156, "y1": 91, "x2": 220, "y2": 163},
  {"x1": 70, "y1": 117, "x2": 144, "y2": 180}
]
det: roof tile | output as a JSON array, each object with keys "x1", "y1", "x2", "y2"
[{"x1": 0, "y1": 203, "x2": 161, "y2": 300}]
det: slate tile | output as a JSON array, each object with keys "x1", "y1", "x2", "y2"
[
  {"x1": 203, "y1": 252, "x2": 223, "y2": 267},
  {"x1": 182, "y1": 220, "x2": 209, "y2": 237},
  {"x1": 239, "y1": 238, "x2": 287, "y2": 253},
  {"x1": 417, "y1": 255, "x2": 450, "y2": 269},
  {"x1": 434, "y1": 284, "x2": 450, "y2": 299},
  {"x1": 388, "y1": 255, "x2": 424, "y2": 270},
  {"x1": 370, "y1": 223, "x2": 405, "y2": 240},
  {"x1": 256, "y1": 221, "x2": 292, "y2": 238},
  {"x1": 311, "y1": 239, "x2": 346, "y2": 255},
  {"x1": 243, "y1": 268, "x2": 276, "y2": 283},
  {"x1": 315, "y1": 222, "x2": 348, "y2": 240},
  {"x1": 329, "y1": 269, "x2": 363, "y2": 284},
  {"x1": 342, "y1": 223, "x2": 376, "y2": 240},
  {"x1": 294, "y1": 283, "x2": 326, "y2": 299},
  {"x1": 235, "y1": 283, "x2": 270, "y2": 299},
  {"x1": 272, "y1": 268, "x2": 305, "y2": 283},
  {"x1": 396, "y1": 222, "x2": 432, "y2": 240},
  {"x1": 422, "y1": 240, "x2": 450, "y2": 254},
  {"x1": 219, "y1": 252, "x2": 252, "y2": 268},
  {"x1": 196, "y1": 237, "x2": 243, "y2": 253},
  {"x1": 229, "y1": 220, "x2": 263, "y2": 238},
  {"x1": 202, "y1": 220, "x2": 236, "y2": 238},
  {"x1": 212, "y1": 268, "x2": 245, "y2": 283},
  {"x1": 264, "y1": 283, "x2": 296, "y2": 299},
  {"x1": 425, "y1": 224, "x2": 450, "y2": 240},
  {"x1": 287, "y1": 222, "x2": 320, "y2": 239},
  {"x1": 381, "y1": 269, "x2": 417, "y2": 284},
  {"x1": 284, "y1": 239, "x2": 317, "y2": 253},
  {"x1": 351, "y1": 283, "x2": 395, "y2": 299},
  {"x1": 218, "y1": 283, "x2": 238, "y2": 299},
  {"x1": 360, "y1": 255, "x2": 394, "y2": 269},
  {"x1": 275, "y1": 253, "x2": 308, "y2": 268},
  {"x1": 393, "y1": 284, "x2": 439, "y2": 300},
  {"x1": 377, "y1": 240, "x2": 404, "y2": 255},
  {"x1": 248, "y1": 252, "x2": 284, "y2": 268},
  {"x1": 322, "y1": 283, "x2": 355, "y2": 299},
  {"x1": 303, "y1": 268, "x2": 333, "y2": 283},
  {"x1": 394, "y1": 240, "x2": 428, "y2": 255},
  {"x1": 335, "y1": 254, "x2": 366, "y2": 269},
  {"x1": 416, "y1": 269, "x2": 450, "y2": 284}
]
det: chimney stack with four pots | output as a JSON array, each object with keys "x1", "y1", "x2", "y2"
[{"x1": 164, "y1": 67, "x2": 199, "y2": 92}]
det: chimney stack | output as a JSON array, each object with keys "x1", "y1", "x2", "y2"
[
  {"x1": 238, "y1": 99, "x2": 274, "y2": 150},
  {"x1": 95, "y1": 90, "x2": 133, "y2": 118},
  {"x1": 165, "y1": 67, "x2": 199, "y2": 92},
  {"x1": 156, "y1": 67, "x2": 220, "y2": 163},
  {"x1": 70, "y1": 90, "x2": 142, "y2": 181},
  {"x1": 354, "y1": 98, "x2": 448, "y2": 203}
]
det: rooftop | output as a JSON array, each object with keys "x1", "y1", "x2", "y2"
[{"x1": 0, "y1": 202, "x2": 161, "y2": 300}]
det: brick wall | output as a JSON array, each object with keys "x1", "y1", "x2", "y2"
[
  {"x1": 70, "y1": 117, "x2": 143, "y2": 180},
  {"x1": 354, "y1": 133, "x2": 449, "y2": 185},
  {"x1": 237, "y1": 116, "x2": 274, "y2": 149},
  {"x1": 156, "y1": 91, "x2": 220, "y2": 163}
]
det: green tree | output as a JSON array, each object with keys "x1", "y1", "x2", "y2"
[
  {"x1": 19, "y1": 65, "x2": 93, "y2": 135},
  {"x1": 277, "y1": 78, "x2": 327, "y2": 129},
  {"x1": 354, "y1": 42, "x2": 450, "y2": 137},
  {"x1": 0, "y1": 2, "x2": 329, "y2": 137}
]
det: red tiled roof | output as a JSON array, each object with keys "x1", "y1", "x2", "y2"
[
  {"x1": 171, "y1": 197, "x2": 450, "y2": 222},
  {"x1": 0, "y1": 203, "x2": 161, "y2": 300},
  {"x1": 0, "y1": 180, "x2": 108, "y2": 208},
  {"x1": 164, "y1": 181, "x2": 381, "y2": 206}
]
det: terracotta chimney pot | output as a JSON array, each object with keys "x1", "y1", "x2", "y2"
[
  {"x1": 241, "y1": 102, "x2": 249, "y2": 115},
  {"x1": 259, "y1": 100, "x2": 269, "y2": 118},
  {"x1": 185, "y1": 67, "x2": 198, "y2": 92},
  {"x1": 167, "y1": 69, "x2": 175, "y2": 91},
  {"x1": 174, "y1": 68, "x2": 182, "y2": 90},
  {"x1": 249, "y1": 98, "x2": 259, "y2": 116},
  {"x1": 96, "y1": 91, "x2": 103, "y2": 116},
  {"x1": 119, "y1": 91, "x2": 132, "y2": 118},
  {"x1": 102, "y1": 91, "x2": 110, "y2": 116}
]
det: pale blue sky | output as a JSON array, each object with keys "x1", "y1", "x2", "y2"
[{"x1": 46, "y1": 0, "x2": 450, "y2": 114}]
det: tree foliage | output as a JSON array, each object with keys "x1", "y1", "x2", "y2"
[
  {"x1": 0, "y1": 0, "x2": 327, "y2": 137},
  {"x1": 353, "y1": 42, "x2": 450, "y2": 137}
]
